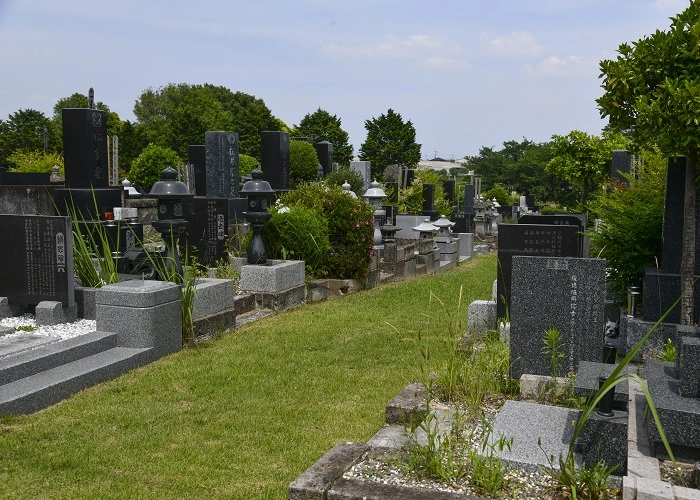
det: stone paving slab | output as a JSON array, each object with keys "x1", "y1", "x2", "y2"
[{"x1": 0, "y1": 334, "x2": 59, "y2": 359}]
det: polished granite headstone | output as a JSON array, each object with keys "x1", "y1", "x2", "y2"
[
  {"x1": 463, "y1": 184, "x2": 475, "y2": 214},
  {"x1": 183, "y1": 197, "x2": 229, "y2": 266},
  {"x1": 350, "y1": 161, "x2": 371, "y2": 192},
  {"x1": 612, "y1": 150, "x2": 633, "y2": 182},
  {"x1": 316, "y1": 141, "x2": 333, "y2": 177},
  {"x1": 188, "y1": 145, "x2": 206, "y2": 196},
  {"x1": 0, "y1": 215, "x2": 75, "y2": 306},
  {"x1": 519, "y1": 214, "x2": 584, "y2": 258},
  {"x1": 497, "y1": 224, "x2": 579, "y2": 319},
  {"x1": 62, "y1": 108, "x2": 109, "y2": 189},
  {"x1": 509, "y1": 256, "x2": 606, "y2": 379},
  {"x1": 261, "y1": 131, "x2": 290, "y2": 192},
  {"x1": 205, "y1": 131, "x2": 239, "y2": 198}
]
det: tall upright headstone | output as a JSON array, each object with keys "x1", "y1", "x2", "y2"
[
  {"x1": 316, "y1": 141, "x2": 333, "y2": 177},
  {"x1": 510, "y1": 256, "x2": 606, "y2": 379},
  {"x1": 496, "y1": 224, "x2": 580, "y2": 319},
  {"x1": 422, "y1": 184, "x2": 438, "y2": 220},
  {"x1": 350, "y1": 161, "x2": 371, "y2": 192},
  {"x1": 443, "y1": 180, "x2": 456, "y2": 210},
  {"x1": 183, "y1": 198, "x2": 228, "y2": 266},
  {"x1": 463, "y1": 184, "x2": 475, "y2": 214},
  {"x1": 62, "y1": 108, "x2": 108, "y2": 188},
  {"x1": 519, "y1": 214, "x2": 585, "y2": 259},
  {"x1": 205, "y1": 132, "x2": 239, "y2": 198},
  {"x1": 189, "y1": 145, "x2": 206, "y2": 197},
  {"x1": 261, "y1": 131, "x2": 290, "y2": 191},
  {"x1": 612, "y1": 150, "x2": 634, "y2": 183}
]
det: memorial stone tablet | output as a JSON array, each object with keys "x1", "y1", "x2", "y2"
[
  {"x1": 0, "y1": 215, "x2": 75, "y2": 306},
  {"x1": 519, "y1": 214, "x2": 584, "y2": 257},
  {"x1": 62, "y1": 108, "x2": 109, "y2": 189},
  {"x1": 316, "y1": 141, "x2": 333, "y2": 177},
  {"x1": 496, "y1": 223, "x2": 579, "y2": 319},
  {"x1": 261, "y1": 131, "x2": 290, "y2": 191},
  {"x1": 189, "y1": 145, "x2": 207, "y2": 196},
  {"x1": 184, "y1": 198, "x2": 228, "y2": 266},
  {"x1": 205, "y1": 132, "x2": 239, "y2": 198}
]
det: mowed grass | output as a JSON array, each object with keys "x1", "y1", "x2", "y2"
[{"x1": 0, "y1": 254, "x2": 496, "y2": 499}]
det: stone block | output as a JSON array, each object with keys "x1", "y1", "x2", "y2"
[
  {"x1": 0, "y1": 297, "x2": 26, "y2": 318},
  {"x1": 436, "y1": 240, "x2": 458, "y2": 255},
  {"x1": 394, "y1": 214, "x2": 423, "y2": 239},
  {"x1": 385, "y1": 382, "x2": 426, "y2": 425},
  {"x1": 492, "y1": 279, "x2": 498, "y2": 302},
  {"x1": 573, "y1": 361, "x2": 633, "y2": 406},
  {"x1": 467, "y1": 300, "x2": 497, "y2": 335},
  {"x1": 455, "y1": 232, "x2": 473, "y2": 259},
  {"x1": 252, "y1": 283, "x2": 307, "y2": 311},
  {"x1": 75, "y1": 286, "x2": 97, "y2": 320},
  {"x1": 233, "y1": 258, "x2": 305, "y2": 293},
  {"x1": 620, "y1": 315, "x2": 677, "y2": 361},
  {"x1": 679, "y1": 336, "x2": 700, "y2": 398},
  {"x1": 95, "y1": 280, "x2": 182, "y2": 359},
  {"x1": 191, "y1": 278, "x2": 236, "y2": 320},
  {"x1": 574, "y1": 409, "x2": 628, "y2": 475},
  {"x1": 415, "y1": 238, "x2": 434, "y2": 255},
  {"x1": 35, "y1": 301, "x2": 77, "y2": 325},
  {"x1": 403, "y1": 258, "x2": 416, "y2": 280},
  {"x1": 415, "y1": 253, "x2": 434, "y2": 275}
]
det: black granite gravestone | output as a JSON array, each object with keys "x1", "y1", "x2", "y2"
[
  {"x1": 0, "y1": 215, "x2": 75, "y2": 306},
  {"x1": 406, "y1": 169, "x2": 415, "y2": 186},
  {"x1": 526, "y1": 194, "x2": 535, "y2": 209},
  {"x1": 205, "y1": 132, "x2": 239, "y2": 198},
  {"x1": 316, "y1": 141, "x2": 333, "y2": 177},
  {"x1": 51, "y1": 187, "x2": 124, "y2": 220},
  {"x1": 464, "y1": 184, "x2": 475, "y2": 214},
  {"x1": 189, "y1": 145, "x2": 206, "y2": 197},
  {"x1": 183, "y1": 197, "x2": 228, "y2": 266},
  {"x1": 519, "y1": 214, "x2": 585, "y2": 258},
  {"x1": 497, "y1": 224, "x2": 579, "y2": 319},
  {"x1": 443, "y1": 180, "x2": 455, "y2": 210},
  {"x1": 422, "y1": 184, "x2": 439, "y2": 220},
  {"x1": 612, "y1": 150, "x2": 633, "y2": 183},
  {"x1": 261, "y1": 131, "x2": 290, "y2": 192},
  {"x1": 62, "y1": 108, "x2": 109, "y2": 189},
  {"x1": 385, "y1": 182, "x2": 399, "y2": 204}
]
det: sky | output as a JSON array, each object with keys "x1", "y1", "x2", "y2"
[{"x1": 0, "y1": 0, "x2": 690, "y2": 160}]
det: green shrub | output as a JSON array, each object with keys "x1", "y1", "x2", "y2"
[
  {"x1": 7, "y1": 149, "x2": 64, "y2": 175},
  {"x1": 280, "y1": 183, "x2": 375, "y2": 280},
  {"x1": 289, "y1": 140, "x2": 319, "y2": 182},
  {"x1": 540, "y1": 205, "x2": 558, "y2": 214},
  {"x1": 129, "y1": 143, "x2": 181, "y2": 189},
  {"x1": 397, "y1": 168, "x2": 452, "y2": 215},
  {"x1": 483, "y1": 184, "x2": 509, "y2": 206},
  {"x1": 239, "y1": 153, "x2": 260, "y2": 177},
  {"x1": 263, "y1": 204, "x2": 330, "y2": 278},
  {"x1": 588, "y1": 150, "x2": 665, "y2": 299},
  {"x1": 324, "y1": 167, "x2": 364, "y2": 195}
]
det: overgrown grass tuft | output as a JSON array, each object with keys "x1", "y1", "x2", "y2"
[{"x1": 0, "y1": 255, "x2": 496, "y2": 499}]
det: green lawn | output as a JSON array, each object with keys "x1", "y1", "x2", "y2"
[{"x1": 0, "y1": 254, "x2": 495, "y2": 499}]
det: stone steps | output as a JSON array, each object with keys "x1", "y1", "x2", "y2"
[{"x1": 0, "y1": 334, "x2": 151, "y2": 415}]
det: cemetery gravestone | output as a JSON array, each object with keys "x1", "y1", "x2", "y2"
[
  {"x1": 525, "y1": 194, "x2": 535, "y2": 209},
  {"x1": 205, "y1": 132, "x2": 239, "y2": 198},
  {"x1": 509, "y1": 256, "x2": 606, "y2": 379},
  {"x1": 62, "y1": 108, "x2": 108, "y2": 189},
  {"x1": 261, "y1": 131, "x2": 290, "y2": 192},
  {"x1": 497, "y1": 224, "x2": 579, "y2": 319},
  {"x1": 350, "y1": 161, "x2": 371, "y2": 192},
  {"x1": 518, "y1": 214, "x2": 585, "y2": 258},
  {"x1": 189, "y1": 145, "x2": 206, "y2": 196},
  {"x1": 183, "y1": 198, "x2": 228, "y2": 266},
  {"x1": 612, "y1": 150, "x2": 633, "y2": 183},
  {"x1": 463, "y1": 184, "x2": 475, "y2": 214},
  {"x1": 443, "y1": 180, "x2": 455, "y2": 210},
  {"x1": 316, "y1": 141, "x2": 333, "y2": 177},
  {"x1": 0, "y1": 215, "x2": 75, "y2": 307}
]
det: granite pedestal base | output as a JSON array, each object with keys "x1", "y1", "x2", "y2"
[{"x1": 233, "y1": 258, "x2": 307, "y2": 311}]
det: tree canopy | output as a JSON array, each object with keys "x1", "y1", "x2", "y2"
[
  {"x1": 359, "y1": 109, "x2": 421, "y2": 179},
  {"x1": 295, "y1": 108, "x2": 353, "y2": 167},
  {"x1": 597, "y1": 2, "x2": 700, "y2": 324},
  {"x1": 0, "y1": 109, "x2": 56, "y2": 167}
]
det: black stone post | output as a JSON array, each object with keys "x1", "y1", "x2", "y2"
[
  {"x1": 261, "y1": 131, "x2": 290, "y2": 192},
  {"x1": 62, "y1": 108, "x2": 109, "y2": 189},
  {"x1": 188, "y1": 145, "x2": 206, "y2": 196},
  {"x1": 597, "y1": 376, "x2": 615, "y2": 417},
  {"x1": 463, "y1": 184, "x2": 475, "y2": 214},
  {"x1": 316, "y1": 141, "x2": 333, "y2": 177}
]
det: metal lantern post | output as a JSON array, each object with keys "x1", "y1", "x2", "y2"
[{"x1": 241, "y1": 169, "x2": 274, "y2": 264}]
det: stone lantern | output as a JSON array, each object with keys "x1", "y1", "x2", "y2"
[
  {"x1": 362, "y1": 179, "x2": 387, "y2": 247},
  {"x1": 342, "y1": 180, "x2": 357, "y2": 198},
  {"x1": 150, "y1": 166, "x2": 194, "y2": 281},
  {"x1": 432, "y1": 215, "x2": 455, "y2": 242},
  {"x1": 241, "y1": 169, "x2": 274, "y2": 264},
  {"x1": 412, "y1": 219, "x2": 437, "y2": 240}
]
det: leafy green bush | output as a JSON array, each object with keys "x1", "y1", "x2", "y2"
[
  {"x1": 398, "y1": 168, "x2": 452, "y2": 215},
  {"x1": 129, "y1": 143, "x2": 181, "y2": 189},
  {"x1": 280, "y1": 183, "x2": 375, "y2": 280},
  {"x1": 7, "y1": 149, "x2": 64, "y2": 175},
  {"x1": 483, "y1": 184, "x2": 509, "y2": 206},
  {"x1": 263, "y1": 204, "x2": 330, "y2": 278},
  {"x1": 289, "y1": 140, "x2": 319, "y2": 182},
  {"x1": 540, "y1": 205, "x2": 558, "y2": 214},
  {"x1": 239, "y1": 153, "x2": 260, "y2": 177},
  {"x1": 324, "y1": 167, "x2": 364, "y2": 195},
  {"x1": 588, "y1": 151, "x2": 665, "y2": 299}
]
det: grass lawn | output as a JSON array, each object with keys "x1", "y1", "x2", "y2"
[{"x1": 0, "y1": 254, "x2": 495, "y2": 499}]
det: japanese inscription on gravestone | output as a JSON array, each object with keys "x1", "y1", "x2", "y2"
[
  {"x1": 0, "y1": 215, "x2": 75, "y2": 306},
  {"x1": 496, "y1": 224, "x2": 579, "y2": 319},
  {"x1": 205, "y1": 132, "x2": 239, "y2": 198}
]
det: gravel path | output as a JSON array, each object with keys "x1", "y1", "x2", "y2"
[{"x1": 0, "y1": 314, "x2": 96, "y2": 341}]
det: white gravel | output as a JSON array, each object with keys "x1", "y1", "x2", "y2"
[{"x1": 0, "y1": 314, "x2": 96, "y2": 341}]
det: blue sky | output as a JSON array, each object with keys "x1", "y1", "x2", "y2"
[{"x1": 0, "y1": 0, "x2": 689, "y2": 160}]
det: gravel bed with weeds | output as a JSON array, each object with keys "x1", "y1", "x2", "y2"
[{"x1": 660, "y1": 459, "x2": 698, "y2": 489}]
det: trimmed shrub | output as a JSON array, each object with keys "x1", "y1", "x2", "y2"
[
  {"x1": 324, "y1": 167, "x2": 364, "y2": 195},
  {"x1": 129, "y1": 143, "x2": 181, "y2": 189},
  {"x1": 289, "y1": 140, "x2": 319, "y2": 182},
  {"x1": 7, "y1": 149, "x2": 64, "y2": 175},
  {"x1": 263, "y1": 204, "x2": 329, "y2": 278},
  {"x1": 483, "y1": 184, "x2": 509, "y2": 206},
  {"x1": 280, "y1": 183, "x2": 375, "y2": 280},
  {"x1": 239, "y1": 153, "x2": 260, "y2": 178}
]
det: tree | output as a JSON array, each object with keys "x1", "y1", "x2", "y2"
[
  {"x1": 289, "y1": 140, "x2": 319, "y2": 182},
  {"x1": 52, "y1": 92, "x2": 121, "y2": 153},
  {"x1": 295, "y1": 108, "x2": 354, "y2": 167},
  {"x1": 546, "y1": 130, "x2": 627, "y2": 215},
  {"x1": 359, "y1": 109, "x2": 421, "y2": 179},
  {"x1": 116, "y1": 120, "x2": 148, "y2": 174},
  {"x1": 129, "y1": 143, "x2": 182, "y2": 189},
  {"x1": 597, "y1": 3, "x2": 700, "y2": 324},
  {"x1": 0, "y1": 109, "x2": 56, "y2": 167}
]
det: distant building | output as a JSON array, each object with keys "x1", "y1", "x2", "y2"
[{"x1": 418, "y1": 157, "x2": 470, "y2": 173}]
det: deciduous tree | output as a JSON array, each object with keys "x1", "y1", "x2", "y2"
[
  {"x1": 296, "y1": 108, "x2": 353, "y2": 167},
  {"x1": 359, "y1": 109, "x2": 421, "y2": 179}
]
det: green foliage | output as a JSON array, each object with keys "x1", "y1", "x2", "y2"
[
  {"x1": 658, "y1": 338, "x2": 677, "y2": 362},
  {"x1": 6, "y1": 149, "x2": 64, "y2": 175},
  {"x1": 547, "y1": 130, "x2": 627, "y2": 212},
  {"x1": 542, "y1": 328, "x2": 565, "y2": 379},
  {"x1": 323, "y1": 167, "x2": 364, "y2": 195},
  {"x1": 289, "y1": 140, "x2": 319, "y2": 182},
  {"x1": 295, "y1": 108, "x2": 354, "y2": 166},
  {"x1": 482, "y1": 184, "x2": 509, "y2": 206},
  {"x1": 359, "y1": 108, "x2": 421, "y2": 179},
  {"x1": 116, "y1": 120, "x2": 148, "y2": 173},
  {"x1": 238, "y1": 153, "x2": 260, "y2": 177},
  {"x1": 263, "y1": 204, "x2": 330, "y2": 278},
  {"x1": 588, "y1": 152, "x2": 664, "y2": 299},
  {"x1": 51, "y1": 92, "x2": 121, "y2": 154},
  {"x1": 129, "y1": 143, "x2": 182, "y2": 189},
  {"x1": 0, "y1": 109, "x2": 57, "y2": 166},
  {"x1": 14, "y1": 325, "x2": 37, "y2": 332},
  {"x1": 281, "y1": 183, "x2": 375, "y2": 280},
  {"x1": 398, "y1": 168, "x2": 452, "y2": 215}
]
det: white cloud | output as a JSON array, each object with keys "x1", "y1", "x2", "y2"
[
  {"x1": 482, "y1": 31, "x2": 543, "y2": 58},
  {"x1": 524, "y1": 55, "x2": 596, "y2": 77},
  {"x1": 320, "y1": 33, "x2": 466, "y2": 70}
]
